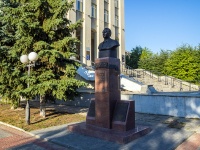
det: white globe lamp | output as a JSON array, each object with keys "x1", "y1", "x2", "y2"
[
  {"x1": 28, "y1": 52, "x2": 38, "y2": 61},
  {"x1": 20, "y1": 55, "x2": 28, "y2": 64}
]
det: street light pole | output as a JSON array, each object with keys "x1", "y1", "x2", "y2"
[{"x1": 20, "y1": 52, "x2": 38, "y2": 125}]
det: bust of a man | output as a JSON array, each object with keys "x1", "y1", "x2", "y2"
[{"x1": 98, "y1": 28, "x2": 120, "y2": 58}]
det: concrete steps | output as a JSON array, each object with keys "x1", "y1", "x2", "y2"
[{"x1": 121, "y1": 69, "x2": 199, "y2": 92}]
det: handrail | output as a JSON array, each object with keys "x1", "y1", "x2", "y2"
[
  {"x1": 119, "y1": 62, "x2": 200, "y2": 92},
  {"x1": 73, "y1": 55, "x2": 200, "y2": 92}
]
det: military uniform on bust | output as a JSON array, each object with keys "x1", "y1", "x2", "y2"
[{"x1": 98, "y1": 28, "x2": 120, "y2": 58}]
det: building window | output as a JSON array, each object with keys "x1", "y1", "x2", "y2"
[
  {"x1": 76, "y1": 0, "x2": 83, "y2": 12},
  {"x1": 115, "y1": 15, "x2": 118, "y2": 27},
  {"x1": 91, "y1": 4, "x2": 97, "y2": 18},
  {"x1": 115, "y1": 0, "x2": 118, "y2": 8},
  {"x1": 104, "y1": 10, "x2": 109, "y2": 23}
]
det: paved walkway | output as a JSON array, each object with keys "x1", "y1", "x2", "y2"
[
  {"x1": 0, "y1": 123, "x2": 69, "y2": 150},
  {"x1": 1, "y1": 113, "x2": 200, "y2": 150}
]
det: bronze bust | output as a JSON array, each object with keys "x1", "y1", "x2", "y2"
[{"x1": 98, "y1": 28, "x2": 120, "y2": 58}]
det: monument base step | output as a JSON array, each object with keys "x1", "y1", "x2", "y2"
[{"x1": 67, "y1": 122, "x2": 151, "y2": 144}]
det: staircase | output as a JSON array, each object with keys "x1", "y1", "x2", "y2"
[
  {"x1": 73, "y1": 56, "x2": 200, "y2": 93},
  {"x1": 120, "y1": 65, "x2": 200, "y2": 92}
]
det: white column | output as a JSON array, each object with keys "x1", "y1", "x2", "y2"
[
  {"x1": 96, "y1": 0, "x2": 104, "y2": 58},
  {"x1": 108, "y1": 0, "x2": 115, "y2": 39},
  {"x1": 118, "y1": 0, "x2": 125, "y2": 61},
  {"x1": 82, "y1": 0, "x2": 92, "y2": 65},
  {"x1": 67, "y1": 2, "x2": 76, "y2": 38}
]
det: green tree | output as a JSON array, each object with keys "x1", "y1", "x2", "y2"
[
  {"x1": 151, "y1": 50, "x2": 171, "y2": 75},
  {"x1": 138, "y1": 47, "x2": 153, "y2": 70},
  {"x1": 164, "y1": 45, "x2": 200, "y2": 82},
  {"x1": 0, "y1": 0, "x2": 86, "y2": 119},
  {"x1": 126, "y1": 46, "x2": 142, "y2": 69},
  {"x1": 0, "y1": 0, "x2": 18, "y2": 106},
  {"x1": 138, "y1": 48, "x2": 171, "y2": 75}
]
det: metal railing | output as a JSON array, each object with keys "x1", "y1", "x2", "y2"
[
  {"x1": 120, "y1": 62, "x2": 200, "y2": 92},
  {"x1": 72, "y1": 56, "x2": 200, "y2": 92}
]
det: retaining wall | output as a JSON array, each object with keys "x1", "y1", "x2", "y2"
[
  {"x1": 122, "y1": 94, "x2": 200, "y2": 118},
  {"x1": 63, "y1": 92, "x2": 200, "y2": 119}
]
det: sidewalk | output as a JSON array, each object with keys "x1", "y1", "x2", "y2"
[
  {"x1": 1, "y1": 113, "x2": 200, "y2": 150},
  {"x1": 0, "y1": 122, "x2": 69, "y2": 150}
]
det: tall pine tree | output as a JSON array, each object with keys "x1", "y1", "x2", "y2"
[
  {"x1": 0, "y1": 0, "x2": 19, "y2": 107},
  {"x1": 0, "y1": 0, "x2": 86, "y2": 111}
]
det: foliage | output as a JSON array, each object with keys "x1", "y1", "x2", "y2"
[
  {"x1": 137, "y1": 48, "x2": 170, "y2": 75},
  {"x1": 138, "y1": 47, "x2": 153, "y2": 70},
  {"x1": 0, "y1": 0, "x2": 86, "y2": 105},
  {"x1": 127, "y1": 43, "x2": 200, "y2": 83},
  {"x1": 151, "y1": 50, "x2": 171, "y2": 75},
  {"x1": 126, "y1": 46, "x2": 142, "y2": 69},
  {"x1": 0, "y1": 0, "x2": 19, "y2": 106},
  {"x1": 164, "y1": 45, "x2": 200, "y2": 83}
]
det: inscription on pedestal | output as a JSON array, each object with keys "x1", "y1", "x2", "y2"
[
  {"x1": 113, "y1": 102, "x2": 128, "y2": 122},
  {"x1": 96, "y1": 70, "x2": 107, "y2": 92},
  {"x1": 99, "y1": 72, "x2": 105, "y2": 81}
]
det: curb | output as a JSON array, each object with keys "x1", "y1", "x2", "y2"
[
  {"x1": 0, "y1": 121, "x2": 58, "y2": 141},
  {"x1": 0, "y1": 121, "x2": 83, "y2": 149},
  {"x1": 0, "y1": 121, "x2": 76, "y2": 149},
  {"x1": 0, "y1": 121, "x2": 34, "y2": 136},
  {"x1": 0, "y1": 121, "x2": 63, "y2": 147}
]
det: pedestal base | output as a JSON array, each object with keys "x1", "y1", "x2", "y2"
[{"x1": 67, "y1": 122, "x2": 151, "y2": 144}]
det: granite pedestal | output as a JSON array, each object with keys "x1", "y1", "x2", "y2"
[{"x1": 67, "y1": 57, "x2": 151, "y2": 144}]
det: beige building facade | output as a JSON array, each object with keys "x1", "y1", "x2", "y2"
[{"x1": 68, "y1": 0, "x2": 125, "y2": 65}]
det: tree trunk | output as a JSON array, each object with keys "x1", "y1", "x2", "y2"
[{"x1": 40, "y1": 95, "x2": 46, "y2": 118}]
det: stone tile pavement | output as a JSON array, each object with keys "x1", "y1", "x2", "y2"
[
  {"x1": 175, "y1": 132, "x2": 200, "y2": 150},
  {"x1": 1, "y1": 113, "x2": 200, "y2": 150},
  {"x1": 0, "y1": 123, "x2": 69, "y2": 150}
]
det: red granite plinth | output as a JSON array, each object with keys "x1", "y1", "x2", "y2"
[
  {"x1": 93, "y1": 57, "x2": 120, "y2": 129},
  {"x1": 68, "y1": 57, "x2": 151, "y2": 144},
  {"x1": 87, "y1": 99, "x2": 136, "y2": 132},
  {"x1": 112, "y1": 100, "x2": 135, "y2": 131},
  {"x1": 67, "y1": 122, "x2": 151, "y2": 144}
]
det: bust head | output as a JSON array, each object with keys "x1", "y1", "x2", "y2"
[{"x1": 102, "y1": 28, "x2": 111, "y2": 39}]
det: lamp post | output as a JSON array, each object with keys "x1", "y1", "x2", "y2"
[{"x1": 20, "y1": 52, "x2": 38, "y2": 125}]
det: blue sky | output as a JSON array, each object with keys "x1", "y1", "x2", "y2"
[{"x1": 124, "y1": 0, "x2": 200, "y2": 53}]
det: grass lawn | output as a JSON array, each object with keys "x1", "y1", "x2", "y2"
[{"x1": 0, "y1": 101, "x2": 86, "y2": 131}]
